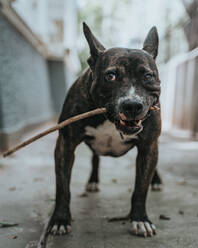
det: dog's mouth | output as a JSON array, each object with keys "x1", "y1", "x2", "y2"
[{"x1": 115, "y1": 112, "x2": 144, "y2": 135}]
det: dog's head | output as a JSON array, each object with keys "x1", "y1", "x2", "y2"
[{"x1": 83, "y1": 22, "x2": 161, "y2": 135}]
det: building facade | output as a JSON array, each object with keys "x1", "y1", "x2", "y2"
[{"x1": 0, "y1": 0, "x2": 79, "y2": 151}]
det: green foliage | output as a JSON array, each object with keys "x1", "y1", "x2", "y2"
[{"x1": 77, "y1": 2, "x2": 104, "y2": 72}]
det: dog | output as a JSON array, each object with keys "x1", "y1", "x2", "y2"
[{"x1": 47, "y1": 22, "x2": 162, "y2": 237}]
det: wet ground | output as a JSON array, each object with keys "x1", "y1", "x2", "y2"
[{"x1": 0, "y1": 123, "x2": 198, "y2": 248}]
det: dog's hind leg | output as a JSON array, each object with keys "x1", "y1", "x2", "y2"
[
  {"x1": 151, "y1": 169, "x2": 163, "y2": 191},
  {"x1": 86, "y1": 151, "x2": 100, "y2": 192}
]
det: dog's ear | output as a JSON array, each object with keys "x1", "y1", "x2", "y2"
[
  {"x1": 83, "y1": 22, "x2": 105, "y2": 70},
  {"x1": 143, "y1": 26, "x2": 159, "y2": 59}
]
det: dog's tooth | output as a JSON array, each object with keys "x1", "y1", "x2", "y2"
[
  {"x1": 119, "y1": 113, "x2": 127, "y2": 121},
  {"x1": 120, "y1": 120, "x2": 126, "y2": 126},
  {"x1": 150, "y1": 105, "x2": 160, "y2": 111},
  {"x1": 137, "y1": 120, "x2": 142, "y2": 126}
]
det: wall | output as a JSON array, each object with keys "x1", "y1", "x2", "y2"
[
  {"x1": 47, "y1": 59, "x2": 67, "y2": 115},
  {"x1": 160, "y1": 48, "x2": 198, "y2": 138},
  {"x1": 0, "y1": 12, "x2": 54, "y2": 150}
]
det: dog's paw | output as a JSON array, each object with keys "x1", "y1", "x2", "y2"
[
  {"x1": 47, "y1": 216, "x2": 71, "y2": 235},
  {"x1": 49, "y1": 224, "x2": 71, "y2": 235},
  {"x1": 151, "y1": 183, "x2": 163, "y2": 191},
  {"x1": 86, "y1": 182, "x2": 99, "y2": 192},
  {"x1": 151, "y1": 172, "x2": 163, "y2": 191},
  {"x1": 130, "y1": 221, "x2": 156, "y2": 237}
]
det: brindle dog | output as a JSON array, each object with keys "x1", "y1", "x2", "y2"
[{"x1": 47, "y1": 22, "x2": 162, "y2": 237}]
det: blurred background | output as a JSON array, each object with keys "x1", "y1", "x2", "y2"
[
  {"x1": 0, "y1": 0, "x2": 198, "y2": 149},
  {"x1": 1, "y1": 1, "x2": 198, "y2": 247}
]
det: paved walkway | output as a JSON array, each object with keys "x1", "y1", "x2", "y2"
[{"x1": 0, "y1": 123, "x2": 198, "y2": 248}]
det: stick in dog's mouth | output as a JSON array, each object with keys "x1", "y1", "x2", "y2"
[
  {"x1": 3, "y1": 108, "x2": 106, "y2": 157},
  {"x1": 2, "y1": 105, "x2": 160, "y2": 157}
]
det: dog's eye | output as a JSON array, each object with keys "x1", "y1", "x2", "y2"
[
  {"x1": 105, "y1": 72, "x2": 116, "y2": 82},
  {"x1": 145, "y1": 73, "x2": 153, "y2": 81}
]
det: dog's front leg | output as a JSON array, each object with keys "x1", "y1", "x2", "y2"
[
  {"x1": 47, "y1": 132, "x2": 78, "y2": 235},
  {"x1": 130, "y1": 140, "x2": 158, "y2": 237}
]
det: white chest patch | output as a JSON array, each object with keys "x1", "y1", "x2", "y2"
[{"x1": 85, "y1": 120, "x2": 137, "y2": 156}]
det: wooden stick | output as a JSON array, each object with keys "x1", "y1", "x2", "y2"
[{"x1": 3, "y1": 108, "x2": 106, "y2": 157}]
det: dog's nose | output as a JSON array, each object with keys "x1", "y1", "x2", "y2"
[{"x1": 120, "y1": 99, "x2": 143, "y2": 118}]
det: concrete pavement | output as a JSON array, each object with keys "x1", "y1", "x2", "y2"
[{"x1": 0, "y1": 123, "x2": 198, "y2": 248}]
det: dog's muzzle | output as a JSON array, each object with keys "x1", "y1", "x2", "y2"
[{"x1": 115, "y1": 99, "x2": 145, "y2": 135}]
